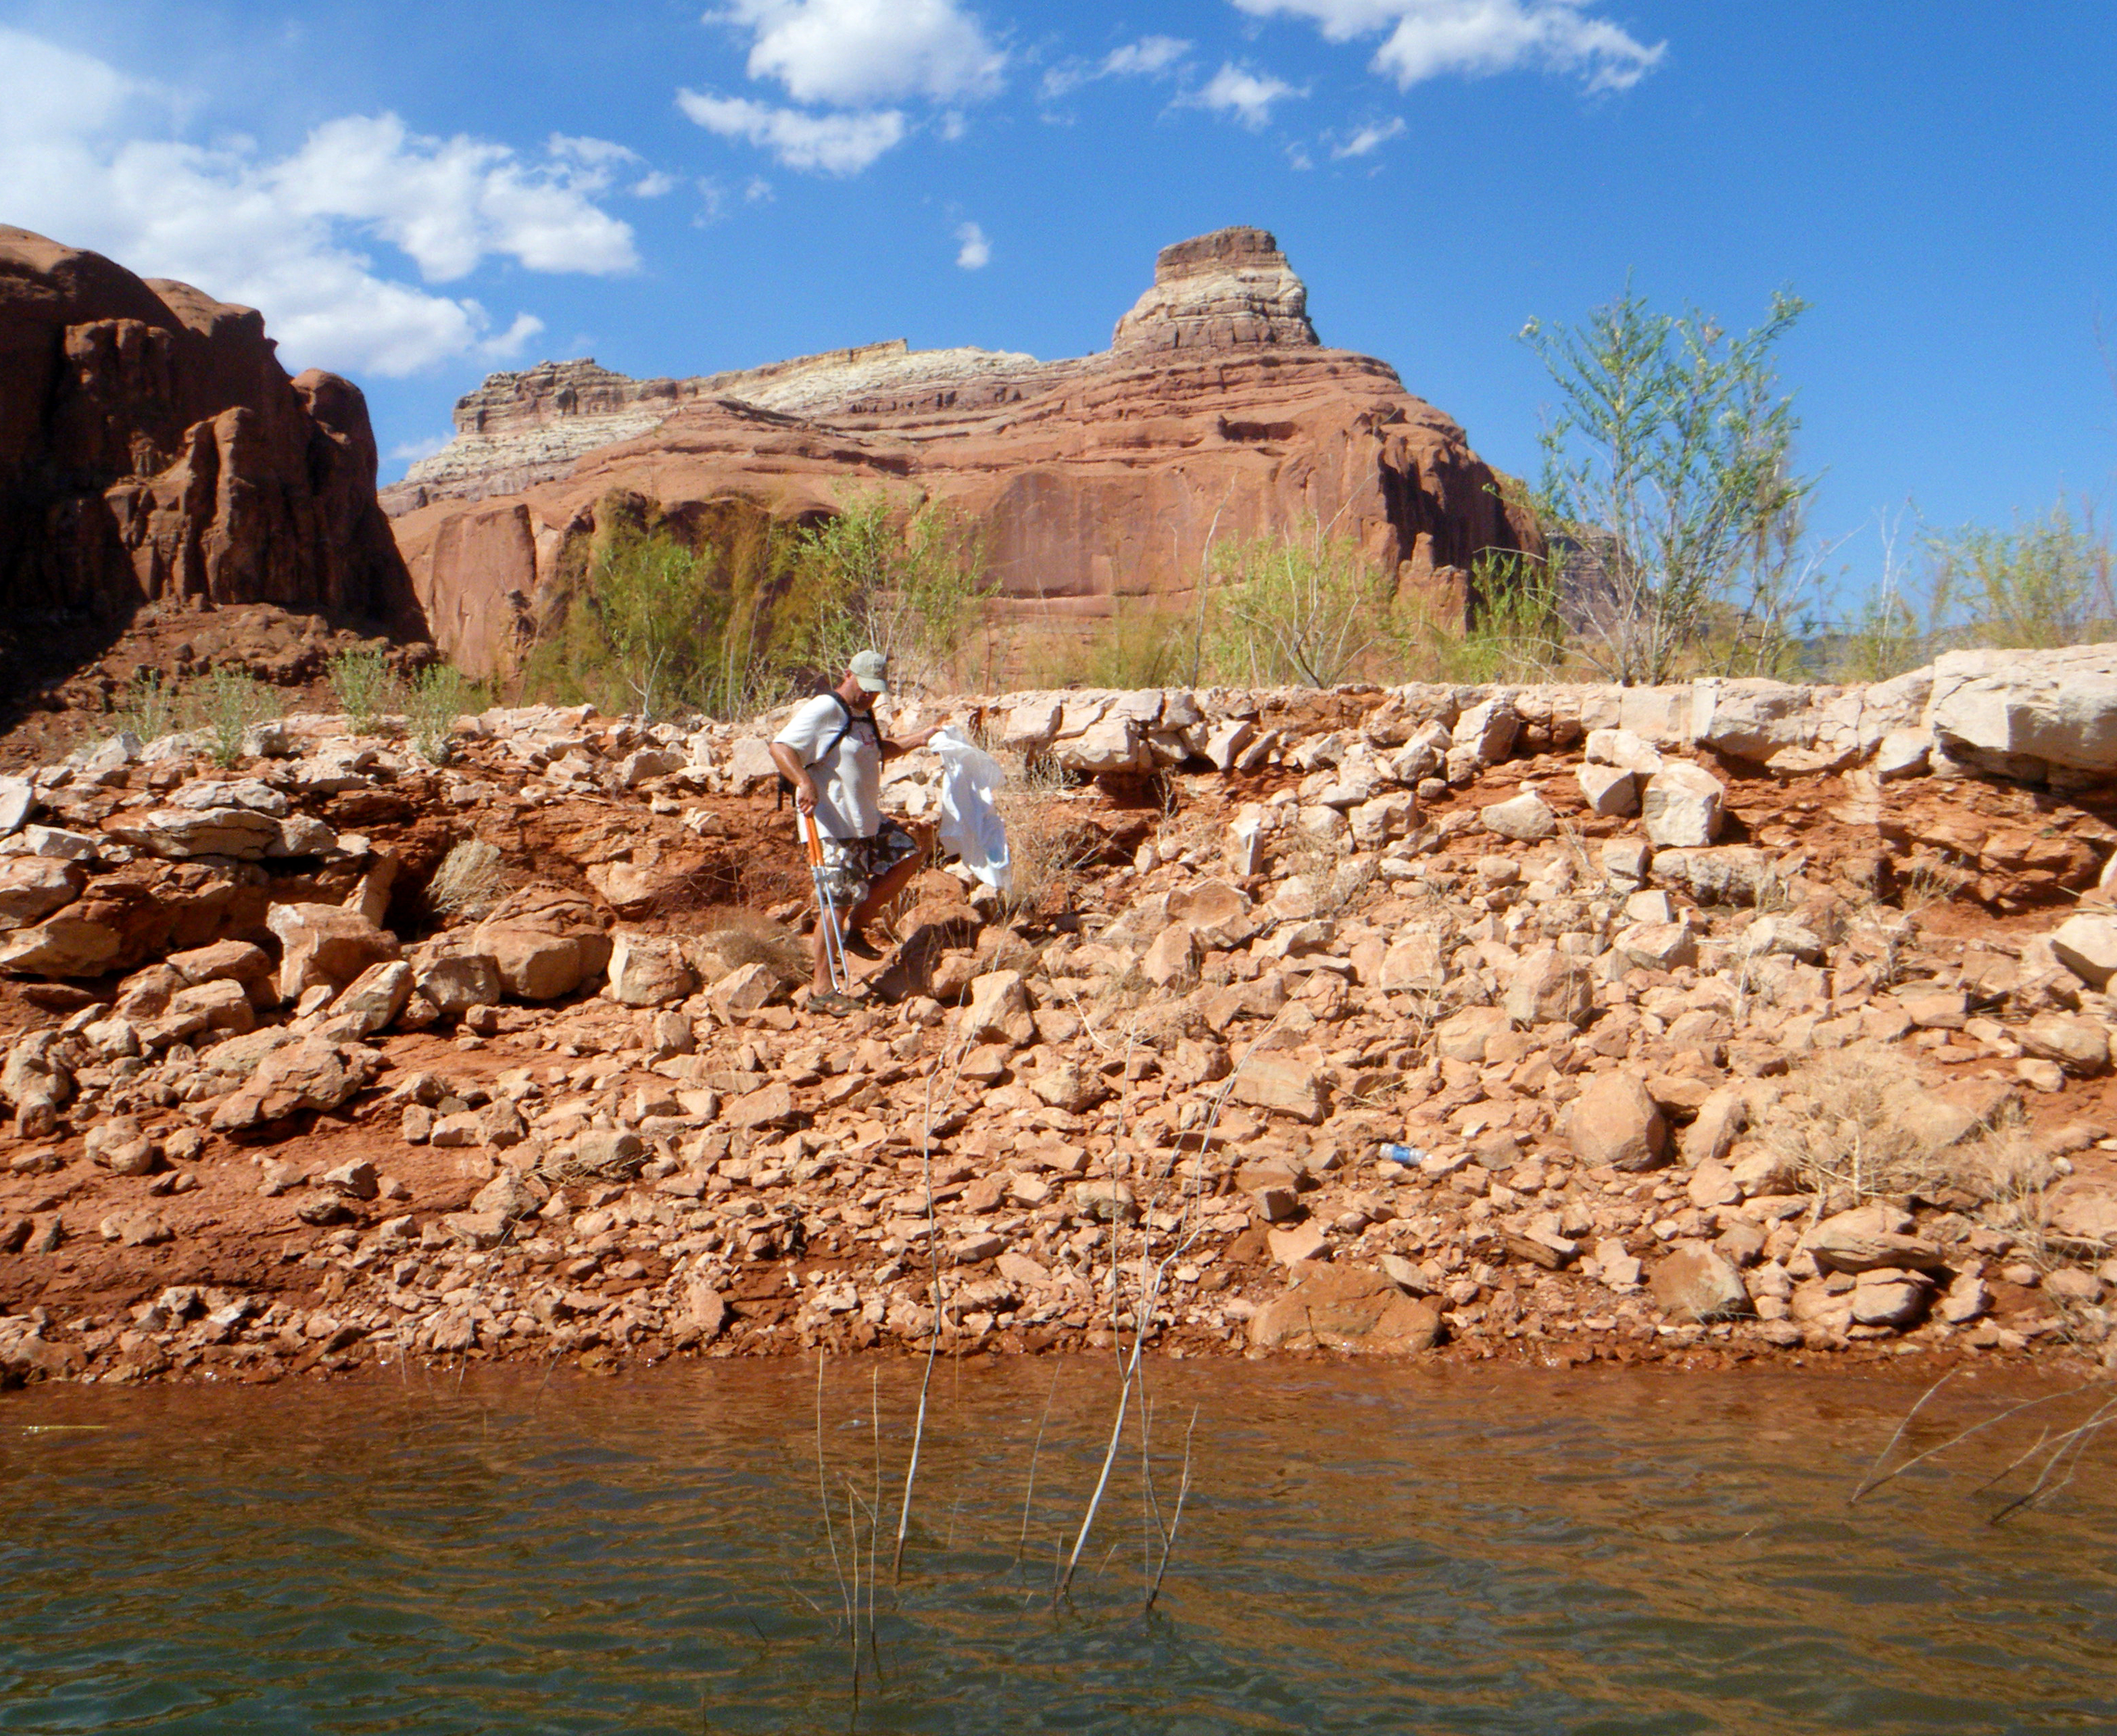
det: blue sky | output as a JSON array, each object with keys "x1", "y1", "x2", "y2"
[{"x1": 4, "y1": 1, "x2": 2115, "y2": 602}]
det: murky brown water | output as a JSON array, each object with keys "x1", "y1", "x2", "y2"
[{"x1": 1, "y1": 1359, "x2": 2113, "y2": 1733}]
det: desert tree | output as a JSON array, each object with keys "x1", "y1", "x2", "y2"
[{"x1": 1522, "y1": 283, "x2": 1816, "y2": 684}]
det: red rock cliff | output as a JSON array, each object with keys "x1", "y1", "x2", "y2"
[
  {"x1": 386, "y1": 226, "x2": 1536, "y2": 677},
  {"x1": 0, "y1": 227, "x2": 420, "y2": 681}
]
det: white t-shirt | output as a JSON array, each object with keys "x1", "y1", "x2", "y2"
[{"x1": 774, "y1": 693, "x2": 882, "y2": 840}]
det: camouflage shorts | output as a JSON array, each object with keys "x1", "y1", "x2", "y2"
[{"x1": 818, "y1": 821, "x2": 919, "y2": 908}]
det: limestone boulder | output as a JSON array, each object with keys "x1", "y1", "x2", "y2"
[
  {"x1": 1434, "y1": 1005, "x2": 1510, "y2": 1063},
  {"x1": 210, "y1": 1038, "x2": 379, "y2": 1133},
  {"x1": 2018, "y1": 1012, "x2": 2112, "y2": 1076},
  {"x1": 1802, "y1": 1205, "x2": 1947, "y2": 1275},
  {"x1": 1641, "y1": 763, "x2": 1726, "y2": 848},
  {"x1": 1584, "y1": 727, "x2": 1665, "y2": 775},
  {"x1": 1141, "y1": 922, "x2": 1199, "y2": 989},
  {"x1": 604, "y1": 932, "x2": 696, "y2": 1007},
  {"x1": 328, "y1": 961, "x2": 413, "y2": 1038},
  {"x1": 1613, "y1": 920, "x2": 1697, "y2": 972},
  {"x1": 1167, "y1": 879, "x2": 1256, "y2": 948},
  {"x1": 479, "y1": 927, "x2": 585, "y2": 1000},
  {"x1": 0, "y1": 776, "x2": 32, "y2": 835},
  {"x1": 410, "y1": 945, "x2": 503, "y2": 1015},
  {"x1": 1230, "y1": 1052, "x2": 1327, "y2": 1124},
  {"x1": 167, "y1": 939, "x2": 274, "y2": 992},
  {"x1": 1577, "y1": 762, "x2": 1640, "y2": 817},
  {"x1": 1651, "y1": 846, "x2": 1778, "y2": 908},
  {"x1": 1850, "y1": 1269, "x2": 1932, "y2": 1328},
  {"x1": 1480, "y1": 790, "x2": 1556, "y2": 842},
  {"x1": 1451, "y1": 696, "x2": 1519, "y2": 769},
  {"x1": 1926, "y1": 645, "x2": 2117, "y2": 773},
  {"x1": 0, "y1": 911, "x2": 124, "y2": 978},
  {"x1": 143, "y1": 978, "x2": 256, "y2": 1045},
  {"x1": 115, "y1": 806, "x2": 284, "y2": 861},
  {"x1": 472, "y1": 886, "x2": 611, "y2": 1000},
  {"x1": 2051, "y1": 914, "x2": 2117, "y2": 990},
  {"x1": 708, "y1": 961, "x2": 781, "y2": 1016}
]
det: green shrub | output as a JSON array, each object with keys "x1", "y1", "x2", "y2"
[
  {"x1": 1205, "y1": 517, "x2": 1394, "y2": 688},
  {"x1": 186, "y1": 667, "x2": 278, "y2": 768},
  {"x1": 1926, "y1": 500, "x2": 2116, "y2": 651},
  {"x1": 328, "y1": 648, "x2": 399, "y2": 736},
  {"x1": 407, "y1": 663, "x2": 483, "y2": 764},
  {"x1": 522, "y1": 498, "x2": 795, "y2": 720},
  {"x1": 1826, "y1": 500, "x2": 2116, "y2": 682},
  {"x1": 780, "y1": 488, "x2": 994, "y2": 692},
  {"x1": 112, "y1": 669, "x2": 178, "y2": 742},
  {"x1": 1392, "y1": 550, "x2": 1570, "y2": 683},
  {"x1": 1017, "y1": 600, "x2": 1192, "y2": 692}
]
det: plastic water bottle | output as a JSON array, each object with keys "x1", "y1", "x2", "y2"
[{"x1": 1379, "y1": 1142, "x2": 1427, "y2": 1167}]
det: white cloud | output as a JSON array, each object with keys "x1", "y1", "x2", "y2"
[
  {"x1": 389, "y1": 432, "x2": 453, "y2": 462},
  {"x1": 1186, "y1": 63, "x2": 1305, "y2": 128},
  {"x1": 1042, "y1": 34, "x2": 1193, "y2": 99},
  {"x1": 1106, "y1": 35, "x2": 1193, "y2": 78},
  {"x1": 270, "y1": 114, "x2": 639, "y2": 281},
  {"x1": 630, "y1": 170, "x2": 681, "y2": 196},
  {"x1": 547, "y1": 133, "x2": 642, "y2": 168},
  {"x1": 954, "y1": 221, "x2": 990, "y2": 269},
  {"x1": 745, "y1": 176, "x2": 776, "y2": 202},
  {"x1": 1230, "y1": 0, "x2": 1665, "y2": 93},
  {"x1": 677, "y1": 88, "x2": 905, "y2": 173},
  {"x1": 709, "y1": 0, "x2": 1005, "y2": 105},
  {"x1": 479, "y1": 311, "x2": 546, "y2": 358},
  {"x1": 0, "y1": 28, "x2": 637, "y2": 377},
  {"x1": 1332, "y1": 116, "x2": 1406, "y2": 156}
]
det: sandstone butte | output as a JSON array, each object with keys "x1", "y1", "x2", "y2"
[
  {"x1": 3, "y1": 654, "x2": 2117, "y2": 1387},
  {"x1": 0, "y1": 226, "x2": 420, "y2": 698},
  {"x1": 383, "y1": 226, "x2": 1539, "y2": 678}
]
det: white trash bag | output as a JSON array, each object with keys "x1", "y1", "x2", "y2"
[{"x1": 929, "y1": 726, "x2": 1010, "y2": 892}]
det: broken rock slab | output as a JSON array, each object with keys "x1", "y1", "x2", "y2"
[
  {"x1": 268, "y1": 903, "x2": 399, "y2": 1001},
  {"x1": 1248, "y1": 1263, "x2": 1444, "y2": 1354}
]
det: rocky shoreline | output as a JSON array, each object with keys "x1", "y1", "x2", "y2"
[{"x1": 5, "y1": 658, "x2": 2117, "y2": 1389}]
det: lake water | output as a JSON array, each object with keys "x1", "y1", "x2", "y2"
[{"x1": 2, "y1": 1358, "x2": 2114, "y2": 1734}]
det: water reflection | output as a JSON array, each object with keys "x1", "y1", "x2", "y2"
[{"x1": 1, "y1": 1361, "x2": 2113, "y2": 1734}]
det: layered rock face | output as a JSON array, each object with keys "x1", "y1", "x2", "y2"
[
  {"x1": 1111, "y1": 226, "x2": 1318, "y2": 352},
  {"x1": 0, "y1": 228, "x2": 419, "y2": 673},
  {"x1": 387, "y1": 226, "x2": 1535, "y2": 677}
]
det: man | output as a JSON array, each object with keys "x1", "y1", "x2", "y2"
[{"x1": 770, "y1": 649, "x2": 938, "y2": 1015}]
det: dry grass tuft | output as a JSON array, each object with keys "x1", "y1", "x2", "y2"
[
  {"x1": 994, "y1": 753, "x2": 1100, "y2": 921},
  {"x1": 1900, "y1": 852, "x2": 1975, "y2": 913},
  {"x1": 693, "y1": 909, "x2": 808, "y2": 985},
  {"x1": 427, "y1": 840, "x2": 506, "y2": 920},
  {"x1": 1763, "y1": 1050, "x2": 2036, "y2": 1209},
  {"x1": 1278, "y1": 826, "x2": 1378, "y2": 919}
]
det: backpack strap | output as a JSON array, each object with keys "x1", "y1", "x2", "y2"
[
  {"x1": 808, "y1": 691, "x2": 857, "y2": 769},
  {"x1": 775, "y1": 691, "x2": 870, "y2": 809}
]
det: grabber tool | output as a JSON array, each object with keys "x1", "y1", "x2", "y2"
[{"x1": 802, "y1": 810, "x2": 851, "y2": 994}]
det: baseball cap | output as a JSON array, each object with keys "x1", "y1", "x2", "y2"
[{"x1": 850, "y1": 650, "x2": 890, "y2": 693}]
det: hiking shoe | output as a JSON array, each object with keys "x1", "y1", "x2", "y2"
[
  {"x1": 840, "y1": 927, "x2": 883, "y2": 961},
  {"x1": 806, "y1": 989, "x2": 862, "y2": 1017}
]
